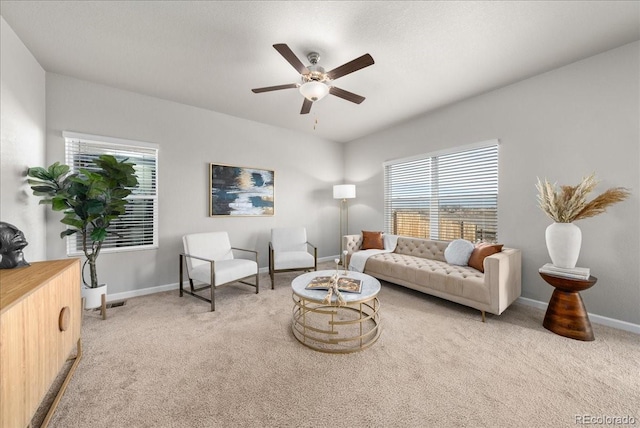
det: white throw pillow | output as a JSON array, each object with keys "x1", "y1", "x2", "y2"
[{"x1": 444, "y1": 239, "x2": 475, "y2": 266}]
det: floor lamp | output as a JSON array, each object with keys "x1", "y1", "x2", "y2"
[{"x1": 333, "y1": 184, "x2": 356, "y2": 265}]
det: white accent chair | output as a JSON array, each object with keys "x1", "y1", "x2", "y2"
[
  {"x1": 269, "y1": 227, "x2": 317, "y2": 289},
  {"x1": 180, "y1": 232, "x2": 259, "y2": 311}
]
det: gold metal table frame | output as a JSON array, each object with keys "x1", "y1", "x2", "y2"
[{"x1": 291, "y1": 270, "x2": 381, "y2": 353}]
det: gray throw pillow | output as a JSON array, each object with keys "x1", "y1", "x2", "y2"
[{"x1": 444, "y1": 239, "x2": 475, "y2": 266}]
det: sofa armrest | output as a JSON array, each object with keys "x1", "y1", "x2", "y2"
[
  {"x1": 483, "y1": 248, "x2": 522, "y2": 315},
  {"x1": 342, "y1": 234, "x2": 362, "y2": 266},
  {"x1": 342, "y1": 235, "x2": 362, "y2": 254}
]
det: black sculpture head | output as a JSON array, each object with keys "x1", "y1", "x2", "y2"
[{"x1": 0, "y1": 221, "x2": 30, "y2": 269}]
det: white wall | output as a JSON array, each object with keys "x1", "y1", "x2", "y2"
[
  {"x1": 344, "y1": 42, "x2": 640, "y2": 325},
  {"x1": 45, "y1": 74, "x2": 344, "y2": 294},
  {"x1": 0, "y1": 17, "x2": 46, "y2": 263}
]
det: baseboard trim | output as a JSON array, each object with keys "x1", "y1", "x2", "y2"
[
  {"x1": 107, "y1": 283, "x2": 180, "y2": 303},
  {"x1": 517, "y1": 297, "x2": 640, "y2": 335}
]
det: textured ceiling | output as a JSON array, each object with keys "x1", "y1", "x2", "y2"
[{"x1": 1, "y1": 1, "x2": 639, "y2": 143}]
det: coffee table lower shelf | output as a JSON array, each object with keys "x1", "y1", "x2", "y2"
[{"x1": 292, "y1": 295, "x2": 381, "y2": 354}]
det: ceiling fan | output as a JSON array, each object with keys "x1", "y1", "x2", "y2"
[{"x1": 251, "y1": 44, "x2": 375, "y2": 115}]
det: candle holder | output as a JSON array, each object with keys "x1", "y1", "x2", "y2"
[{"x1": 342, "y1": 250, "x2": 348, "y2": 275}]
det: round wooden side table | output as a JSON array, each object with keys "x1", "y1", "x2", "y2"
[{"x1": 539, "y1": 272, "x2": 597, "y2": 341}]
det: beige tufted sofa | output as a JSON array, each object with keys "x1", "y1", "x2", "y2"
[{"x1": 343, "y1": 235, "x2": 522, "y2": 321}]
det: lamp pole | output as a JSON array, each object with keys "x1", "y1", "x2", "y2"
[
  {"x1": 340, "y1": 197, "x2": 347, "y2": 254},
  {"x1": 333, "y1": 184, "x2": 356, "y2": 265}
]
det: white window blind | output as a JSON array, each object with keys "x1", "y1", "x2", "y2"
[
  {"x1": 384, "y1": 140, "x2": 499, "y2": 242},
  {"x1": 63, "y1": 131, "x2": 159, "y2": 254}
]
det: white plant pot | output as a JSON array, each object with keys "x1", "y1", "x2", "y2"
[
  {"x1": 82, "y1": 283, "x2": 107, "y2": 310},
  {"x1": 545, "y1": 222, "x2": 582, "y2": 268}
]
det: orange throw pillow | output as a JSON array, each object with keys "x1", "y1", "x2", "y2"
[
  {"x1": 468, "y1": 243, "x2": 504, "y2": 273},
  {"x1": 361, "y1": 231, "x2": 384, "y2": 250}
]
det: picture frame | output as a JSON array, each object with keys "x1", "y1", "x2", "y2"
[{"x1": 209, "y1": 163, "x2": 274, "y2": 216}]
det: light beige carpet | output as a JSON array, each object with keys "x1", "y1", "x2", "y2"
[{"x1": 43, "y1": 264, "x2": 639, "y2": 428}]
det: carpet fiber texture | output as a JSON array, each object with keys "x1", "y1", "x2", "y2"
[{"x1": 44, "y1": 265, "x2": 639, "y2": 428}]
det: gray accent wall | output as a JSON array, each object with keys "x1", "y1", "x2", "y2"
[
  {"x1": 44, "y1": 73, "x2": 344, "y2": 294},
  {"x1": 0, "y1": 17, "x2": 46, "y2": 263},
  {"x1": 344, "y1": 41, "x2": 640, "y2": 325}
]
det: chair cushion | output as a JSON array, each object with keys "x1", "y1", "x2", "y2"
[
  {"x1": 271, "y1": 227, "x2": 307, "y2": 252},
  {"x1": 183, "y1": 232, "x2": 233, "y2": 272},
  {"x1": 190, "y1": 259, "x2": 258, "y2": 286},
  {"x1": 274, "y1": 251, "x2": 315, "y2": 270}
]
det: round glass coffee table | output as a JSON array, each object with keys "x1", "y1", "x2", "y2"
[{"x1": 291, "y1": 270, "x2": 381, "y2": 354}]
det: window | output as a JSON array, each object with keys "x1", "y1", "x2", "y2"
[
  {"x1": 63, "y1": 131, "x2": 159, "y2": 254},
  {"x1": 384, "y1": 140, "x2": 499, "y2": 242}
]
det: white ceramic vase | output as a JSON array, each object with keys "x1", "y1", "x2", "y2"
[
  {"x1": 545, "y1": 222, "x2": 582, "y2": 268},
  {"x1": 81, "y1": 283, "x2": 107, "y2": 309}
]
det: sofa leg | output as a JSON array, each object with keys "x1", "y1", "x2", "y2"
[{"x1": 481, "y1": 310, "x2": 486, "y2": 323}]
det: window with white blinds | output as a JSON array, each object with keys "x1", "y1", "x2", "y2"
[
  {"x1": 63, "y1": 131, "x2": 159, "y2": 254},
  {"x1": 384, "y1": 140, "x2": 499, "y2": 242}
]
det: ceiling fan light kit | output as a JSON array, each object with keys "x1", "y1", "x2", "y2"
[
  {"x1": 299, "y1": 81, "x2": 329, "y2": 102},
  {"x1": 299, "y1": 52, "x2": 330, "y2": 101},
  {"x1": 252, "y1": 44, "x2": 374, "y2": 114}
]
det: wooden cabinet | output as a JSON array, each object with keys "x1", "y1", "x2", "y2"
[{"x1": 1, "y1": 259, "x2": 82, "y2": 428}]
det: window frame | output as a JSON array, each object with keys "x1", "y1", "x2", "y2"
[
  {"x1": 63, "y1": 131, "x2": 159, "y2": 255},
  {"x1": 383, "y1": 139, "x2": 499, "y2": 242}
]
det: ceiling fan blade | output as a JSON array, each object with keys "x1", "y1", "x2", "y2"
[
  {"x1": 329, "y1": 86, "x2": 366, "y2": 104},
  {"x1": 251, "y1": 83, "x2": 298, "y2": 93},
  {"x1": 300, "y1": 98, "x2": 312, "y2": 115},
  {"x1": 273, "y1": 44, "x2": 310, "y2": 75},
  {"x1": 327, "y1": 53, "x2": 374, "y2": 80}
]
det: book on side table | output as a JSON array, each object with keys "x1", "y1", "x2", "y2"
[
  {"x1": 538, "y1": 263, "x2": 590, "y2": 280},
  {"x1": 306, "y1": 276, "x2": 362, "y2": 293}
]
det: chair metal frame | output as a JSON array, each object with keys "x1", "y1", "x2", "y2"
[
  {"x1": 179, "y1": 247, "x2": 259, "y2": 311},
  {"x1": 268, "y1": 241, "x2": 317, "y2": 289}
]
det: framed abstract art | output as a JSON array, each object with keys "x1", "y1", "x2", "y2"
[{"x1": 209, "y1": 163, "x2": 274, "y2": 216}]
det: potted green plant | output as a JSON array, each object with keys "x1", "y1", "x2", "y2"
[{"x1": 27, "y1": 154, "x2": 138, "y2": 308}]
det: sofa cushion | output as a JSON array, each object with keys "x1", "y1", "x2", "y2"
[
  {"x1": 468, "y1": 243, "x2": 504, "y2": 273},
  {"x1": 366, "y1": 253, "x2": 489, "y2": 304},
  {"x1": 444, "y1": 239, "x2": 475, "y2": 266},
  {"x1": 362, "y1": 231, "x2": 384, "y2": 250}
]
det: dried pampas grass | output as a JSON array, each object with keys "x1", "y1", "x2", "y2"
[{"x1": 536, "y1": 173, "x2": 630, "y2": 223}]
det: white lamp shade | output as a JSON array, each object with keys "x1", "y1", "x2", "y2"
[
  {"x1": 299, "y1": 81, "x2": 329, "y2": 102},
  {"x1": 333, "y1": 184, "x2": 356, "y2": 199}
]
